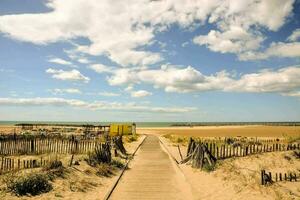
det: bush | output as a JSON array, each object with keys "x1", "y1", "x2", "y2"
[
  {"x1": 85, "y1": 144, "x2": 111, "y2": 167},
  {"x1": 126, "y1": 135, "x2": 138, "y2": 143},
  {"x1": 45, "y1": 160, "x2": 63, "y2": 170},
  {"x1": 96, "y1": 164, "x2": 114, "y2": 177},
  {"x1": 7, "y1": 173, "x2": 52, "y2": 196},
  {"x1": 111, "y1": 159, "x2": 125, "y2": 169},
  {"x1": 202, "y1": 163, "x2": 216, "y2": 172},
  {"x1": 44, "y1": 160, "x2": 66, "y2": 179}
]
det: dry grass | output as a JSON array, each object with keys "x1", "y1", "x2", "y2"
[
  {"x1": 123, "y1": 134, "x2": 139, "y2": 143},
  {"x1": 163, "y1": 134, "x2": 189, "y2": 146}
]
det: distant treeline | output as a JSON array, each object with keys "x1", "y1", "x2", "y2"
[{"x1": 171, "y1": 122, "x2": 300, "y2": 127}]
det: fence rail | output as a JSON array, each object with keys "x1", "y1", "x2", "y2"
[
  {"x1": 261, "y1": 170, "x2": 299, "y2": 185},
  {"x1": 187, "y1": 138, "x2": 300, "y2": 160},
  {"x1": 0, "y1": 156, "x2": 50, "y2": 173},
  {"x1": 0, "y1": 138, "x2": 101, "y2": 155}
]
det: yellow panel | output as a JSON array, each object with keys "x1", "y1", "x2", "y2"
[
  {"x1": 109, "y1": 124, "x2": 133, "y2": 136},
  {"x1": 109, "y1": 124, "x2": 120, "y2": 136},
  {"x1": 122, "y1": 125, "x2": 132, "y2": 135}
]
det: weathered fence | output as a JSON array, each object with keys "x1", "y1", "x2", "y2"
[
  {"x1": 261, "y1": 170, "x2": 299, "y2": 185},
  {"x1": 187, "y1": 138, "x2": 300, "y2": 160},
  {"x1": 0, "y1": 156, "x2": 50, "y2": 173},
  {"x1": 0, "y1": 138, "x2": 101, "y2": 155}
]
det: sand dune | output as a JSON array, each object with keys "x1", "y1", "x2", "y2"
[{"x1": 137, "y1": 125, "x2": 300, "y2": 138}]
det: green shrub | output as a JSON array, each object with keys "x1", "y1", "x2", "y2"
[
  {"x1": 111, "y1": 159, "x2": 125, "y2": 169},
  {"x1": 85, "y1": 144, "x2": 111, "y2": 166},
  {"x1": 202, "y1": 163, "x2": 216, "y2": 172},
  {"x1": 7, "y1": 173, "x2": 52, "y2": 196}
]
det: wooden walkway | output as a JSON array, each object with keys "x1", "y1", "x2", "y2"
[{"x1": 109, "y1": 135, "x2": 192, "y2": 200}]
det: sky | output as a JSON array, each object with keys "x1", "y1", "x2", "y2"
[{"x1": 0, "y1": 0, "x2": 300, "y2": 122}]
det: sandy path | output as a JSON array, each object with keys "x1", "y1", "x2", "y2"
[{"x1": 109, "y1": 135, "x2": 193, "y2": 200}]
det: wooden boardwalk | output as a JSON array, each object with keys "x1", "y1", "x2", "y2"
[{"x1": 109, "y1": 135, "x2": 192, "y2": 200}]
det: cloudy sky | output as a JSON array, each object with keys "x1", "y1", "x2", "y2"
[{"x1": 0, "y1": 0, "x2": 300, "y2": 122}]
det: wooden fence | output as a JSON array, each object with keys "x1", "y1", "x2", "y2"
[
  {"x1": 0, "y1": 156, "x2": 50, "y2": 173},
  {"x1": 261, "y1": 170, "x2": 299, "y2": 185},
  {"x1": 194, "y1": 141, "x2": 299, "y2": 160},
  {"x1": 0, "y1": 138, "x2": 100, "y2": 155}
]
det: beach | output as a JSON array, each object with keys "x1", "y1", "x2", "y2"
[{"x1": 137, "y1": 125, "x2": 300, "y2": 138}]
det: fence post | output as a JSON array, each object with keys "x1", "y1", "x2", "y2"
[{"x1": 261, "y1": 170, "x2": 265, "y2": 185}]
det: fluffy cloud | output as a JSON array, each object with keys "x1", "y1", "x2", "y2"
[
  {"x1": 287, "y1": 29, "x2": 300, "y2": 42},
  {"x1": 88, "y1": 64, "x2": 114, "y2": 74},
  {"x1": 106, "y1": 64, "x2": 300, "y2": 95},
  {"x1": 1, "y1": 0, "x2": 294, "y2": 66},
  {"x1": 48, "y1": 58, "x2": 72, "y2": 66},
  {"x1": 130, "y1": 90, "x2": 152, "y2": 98},
  {"x1": 46, "y1": 68, "x2": 90, "y2": 83},
  {"x1": 239, "y1": 42, "x2": 300, "y2": 61},
  {"x1": 0, "y1": 97, "x2": 196, "y2": 113},
  {"x1": 98, "y1": 92, "x2": 120, "y2": 97},
  {"x1": 49, "y1": 88, "x2": 81, "y2": 95},
  {"x1": 193, "y1": 0, "x2": 295, "y2": 56},
  {"x1": 77, "y1": 58, "x2": 90, "y2": 64},
  {"x1": 193, "y1": 28, "x2": 263, "y2": 54}
]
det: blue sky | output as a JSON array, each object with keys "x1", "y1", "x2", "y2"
[{"x1": 0, "y1": 0, "x2": 300, "y2": 122}]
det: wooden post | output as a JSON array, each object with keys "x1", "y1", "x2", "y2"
[
  {"x1": 261, "y1": 170, "x2": 265, "y2": 185},
  {"x1": 279, "y1": 173, "x2": 282, "y2": 181},
  {"x1": 177, "y1": 145, "x2": 183, "y2": 161},
  {"x1": 69, "y1": 154, "x2": 74, "y2": 167}
]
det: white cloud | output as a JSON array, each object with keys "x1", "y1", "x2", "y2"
[
  {"x1": 193, "y1": 28, "x2": 263, "y2": 54},
  {"x1": 193, "y1": 0, "x2": 294, "y2": 56},
  {"x1": 0, "y1": 0, "x2": 296, "y2": 67},
  {"x1": 1, "y1": 0, "x2": 293, "y2": 66},
  {"x1": 98, "y1": 92, "x2": 120, "y2": 97},
  {"x1": 287, "y1": 28, "x2": 300, "y2": 42},
  {"x1": 77, "y1": 58, "x2": 90, "y2": 64},
  {"x1": 48, "y1": 58, "x2": 72, "y2": 65},
  {"x1": 107, "y1": 68, "x2": 138, "y2": 86},
  {"x1": 49, "y1": 88, "x2": 81, "y2": 95},
  {"x1": 130, "y1": 90, "x2": 152, "y2": 98},
  {"x1": 0, "y1": 97, "x2": 196, "y2": 113},
  {"x1": 88, "y1": 64, "x2": 114, "y2": 74},
  {"x1": 226, "y1": 66, "x2": 300, "y2": 93},
  {"x1": 239, "y1": 42, "x2": 300, "y2": 61},
  {"x1": 106, "y1": 64, "x2": 300, "y2": 95},
  {"x1": 282, "y1": 91, "x2": 300, "y2": 98},
  {"x1": 46, "y1": 68, "x2": 90, "y2": 83}
]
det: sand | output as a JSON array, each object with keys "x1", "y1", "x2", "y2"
[
  {"x1": 160, "y1": 136, "x2": 300, "y2": 200},
  {"x1": 137, "y1": 125, "x2": 300, "y2": 138},
  {"x1": 0, "y1": 135, "x2": 146, "y2": 200}
]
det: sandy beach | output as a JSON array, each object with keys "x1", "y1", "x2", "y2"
[{"x1": 137, "y1": 125, "x2": 300, "y2": 138}]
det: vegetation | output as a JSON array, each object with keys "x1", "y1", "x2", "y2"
[
  {"x1": 111, "y1": 159, "x2": 125, "y2": 169},
  {"x1": 95, "y1": 164, "x2": 114, "y2": 177},
  {"x1": 44, "y1": 159, "x2": 67, "y2": 180},
  {"x1": 7, "y1": 173, "x2": 52, "y2": 196},
  {"x1": 124, "y1": 134, "x2": 139, "y2": 143},
  {"x1": 163, "y1": 134, "x2": 189, "y2": 145},
  {"x1": 85, "y1": 143, "x2": 111, "y2": 167},
  {"x1": 202, "y1": 162, "x2": 216, "y2": 172}
]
